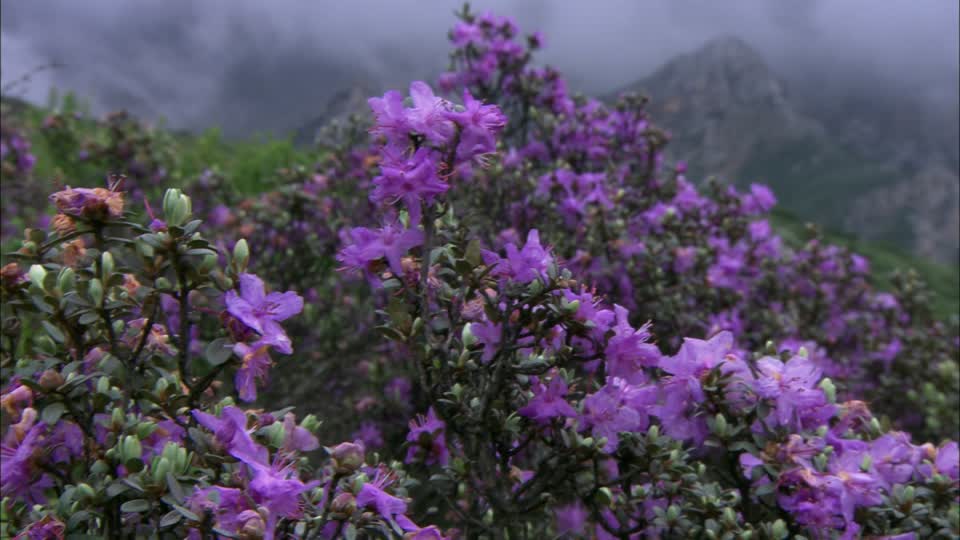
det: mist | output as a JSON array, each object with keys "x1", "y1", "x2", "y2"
[{"x1": 2, "y1": 0, "x2": 957, "y2": 137}]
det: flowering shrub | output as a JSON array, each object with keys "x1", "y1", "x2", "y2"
[{"x1": 1, "y1": 5, "x2": 958, "y2": 539}]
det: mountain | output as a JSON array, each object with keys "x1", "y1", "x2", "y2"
[{"x1": 619, "y1": 36, "x2": 960, "y2": 265}]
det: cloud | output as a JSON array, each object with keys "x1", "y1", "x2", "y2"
[{"x1": 2, "y1": 0, "x2": 956, "y2": 136}]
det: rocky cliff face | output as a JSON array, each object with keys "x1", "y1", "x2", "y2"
[{"x1": 621, "y1": 36, "x2": 959, "y2": 264}]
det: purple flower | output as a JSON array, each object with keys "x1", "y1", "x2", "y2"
[
  {"x1": 225, "y1": 274, "x2": 302, "y2": 354},
  {"x1": 444, "y1": 89, "x2": 506, "y2": 165},
  {"x1": 482, "y1": 229, "x2": 553, "y2": 283},
  {"x1": 233, "y1": 341, "x2": 273, "y2": 402},
  {"x1": 406, "y1": 81, "x2": 455, "y2": 145},
  {"x1": 742, "y1": 183, "x2": 776, "y2": 214},
  {"x1": 356, "y1": 469, "x2": 408, "y2": 519},
  {"x1": 581, "y1": 378, "x2": 656, "y2": 452},
  {"x1": 192, "y1": 406, "x2": 266, "y2": 465},
  {"x1": 868, "y1": 432, "x2": 921, "y2": 487},
  {"x1": 518, "y1": 376, "x2": 578, "y2": 426},
  {"x1": 1, "y1": 423, "x2": 53, "y2": 504},
  {"x1": 352, "y1": 422, "x2": 384, "y2": 449},
  {"x1": 654, "y1": 332, "x2": 735, "y2": 444},
  {"x1": 604, "y1": 305, "x2": 660, "y2": 383},
  {"x1": 282, "y1": 413, "x2": 319, "y2": 453},
  {"x1": 337, "y1": 222, "x2": 424, "y2": 278},
  {"x1": 12, "y1": 516, "x2": 65, "y2": 540},
  {"x1": 750, "y1": 354, "x2": 833, "y2": 430},
  {"x1": 404, "y1": 407, "x2": 450, "y2": 466},
  {"x1": 371, "y1": 146, "x2": 448, "y2": 221},
  {"x1": 554, "y1": 502, "x2": 588, "y2": 536},
  {"x1": 368, "y1": 90, "x2": 412, "y2": 144}
]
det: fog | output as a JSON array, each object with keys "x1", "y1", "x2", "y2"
[{"x1": 2, "y1": 0, "x2": 957, "y2": 136}]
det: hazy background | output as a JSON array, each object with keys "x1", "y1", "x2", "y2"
[
  {"x1": 2, "y1": 1, "x2": 958, "y2": 263},
  {"x1": 2, "y1": 0, "x2": 957, "y2": 137}
]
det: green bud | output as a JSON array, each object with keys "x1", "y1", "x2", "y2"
[
  {"x1": 91, "y1": 460, "x2": 110, "y2": 476},
  {"x1": 797, "y1": 346, "x2": 808, "y2": 358},
  {"x1": 199, "y1": 253, "x2": 217, "y2": 274},
  {"x1": 461, "y1": 323, "x2": 477, "y2": 347},
  {"x1": 88, "y1": 278, "x2": 104, "y2": 305},
  {"x1": 28, "y1": 265, "x2": 47, "y2": 291},
  {"x1": 155, "y1": 277, "x2": 172, "y2": 291},
  {"x1": 58, "y1": 267, "x2": 76, "y2": 293},
  {"x1": 903, "y1": 485, "x2": 915, "y2": 502},
  {"x1": 580, "y1": 437, "x2": 594, "y2": 448},
  {"x1": 101, "y1": 252, "x2": 115, "y2": 277},
  {"x1": 121, "y1": 435, "x2": 142, "y2": 461},
  {"x1": 154, "y1": 377, "x2": 169, "y2": 397},
  {"x1": 76, "y1": 483, "x2": 96, "y2": 501},
  {"x1": 111, "y1": 407, "x2": 125, "y2": 428},
  {"x1": 771, "y1": 519, "x2": 788, "y2": 539},
  {"x1": 648, "y1": 425, "x2": 659, "y2": 439},
  {"x1": 163, "y1": 189, "x2": 192, "y2": 226},
  {"x1": 470, "y1": 397, "x2": 481, "y2": 410},
  {"x1": 482, "y1": 509, "x2": 494, "y2": 525},
  {"x1": 152, "y1": 457, "x2": 171, "y2": 485},
  {"x1": 232, "y1": 239, "x2": 249, "y2": 272},
  {"x1": 411, "y1": 317, "x2": 424, "y2": 336},
  {"x1": 266, "y1": 422, "x2": 286, "y2": 448},
  {"x1": 301, "y1": 414, "x2": 321, "y2": 433},
  {"x1": 564, "y1": 299, "x2": 580, "y2": 314},
  {"x1": 137, "y1": 241, "x2": 154, "y2": 258},
  {"x1": 713, "y1": 413, "x2": 728, "y2": 436},
  {"x1": 595, "y1": 487, "x2": 613, "y2": 507},
  {"x1": 666, "y1": 504, "x2": 680, "y2": 522},
  {"x1": 722, "y1": 507, "x2": 736, "y2": 525},
  {"x1": 818, "y1": 377, "x2": 836, "y2": 403},
  {"x1": 860, "y1": 454, "x2": 873, "y2": 472}
]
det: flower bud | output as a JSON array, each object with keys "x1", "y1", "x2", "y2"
[
  {"x1": 666, "y1": 504, "x2": 680, "y2": 522},
  {"x1": 91, "y1": 460, "x2": 110, "y2": 476},
  {"x1": 38, "y1": 369, "x2": 65, "y2": 391},
  {"x1": 101, "y1": 252, "x2": 115, "y2": 277},
  {"x1": 595, "y1": 487, "x2": 613, "y2": 507},
  {"x1": 301, "y1": 414, "x2": 321, "y2": 433},
  {"x1": 330, "y1": 442, "x2": 365, "y2": 474},
  {"x1": 163, "y1": 189, "x2": 192, "y2": 227},
  {"x1": 199, "y1": 253, "x2": 218, "y2": 274},
  {"x1": 152, "y1": 457, "x2": 172, "y2": 485},
  {"x1": 88, "y1": 278, "x2": 104, "y2": 305},
  {"x1": 154, "y1": 377, "x2": 169, "y2": 397},
  {"x1": 712, "y1": 413, "x2": 728, "y2": 437},
  {"x1": 28, "y1": 265, "x2": 47, "y2": 291},
  {"x1": 120, "y1": 435, "x2": 142, "y2": 461},
  {"x1": 818, "y1": 378, "x2": 836, "y2": 403},
  {"x1": 76, "y1": 483, "x2": 96, "y2": 501},
  {"x1": 97, "y1": 376, "x2": 111, "y2": 395},
  {"x1": 771, "y1": 519, "x2": 788, "y2": 539},
  {"x1": 111, "y1": 408, "x2": 125, "y2": 428},
  {"x1": 461, "y1": 323, "x2": 477, "y2": 348},
  {"x1": 330, "y1": 492, "x2": 356, "y2": 516},
  {"x1": 233, "y1": 239, "x2": 249, "y2": 272}
]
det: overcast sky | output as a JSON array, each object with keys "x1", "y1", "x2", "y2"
[{"x1": 2, "y1": 0, "x2": 957, "y2": 136}]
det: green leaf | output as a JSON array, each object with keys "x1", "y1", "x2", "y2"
[
  {"x1": 166, "y1": 472, "x2": 186, "y2": 503},
  {"x1": 41, "y1": 321, "x2": 66, "y2": 343},
  {"x1": 173, "y1": 504, "x2": 200, "y2": 522},
  {"x1": 205, "y1": 338, "x2": 234, "y2": 366},
  {"x1": 106, "y1": 481, "x2": 129, "y2": 499},
  {"x1": 42, "y1": 402, "x2": 66, "y2": 425},
  {"x1": 159, "y1": 510, "x2": 182, "y2": 528},
  {"x1": 120, "y1": 499, "x2": 151, "y2": 513}
]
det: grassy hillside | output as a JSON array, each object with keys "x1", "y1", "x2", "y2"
[{"x1": 771, "y1": 208, "x2": 959, "y2": 319}]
